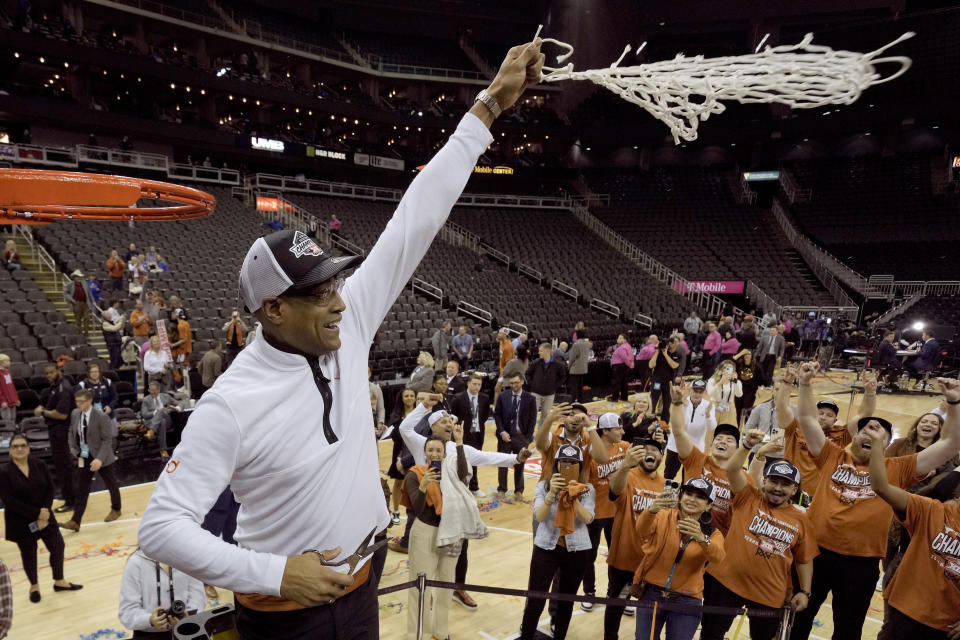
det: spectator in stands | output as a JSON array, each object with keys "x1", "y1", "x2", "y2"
[
  {"x1": 63, "y1": 270, "x2": 95, "y2": 335},
  {"x1": 431, "y1": 320, "x2": 453, "y2": 371},
  {"x1": 168, "y1": 312, "x2": 192, "y2": 391},
  {"x1": 702, "y1": 322, "x2": 721, "y2": 379},
  {"x1": 387, "y1": 388, "x2": 418, "y2": 526},
  {"x1": 520, "y1": 444, "x2": 594, "y2": 640},
  {"x1": 608, "y1": 334, "x2": 633, "y2": 403},
  {"x1": 791, "y1": 364, "x2": 960, "y2": 640},
  {"x1": 754, "y1": 326, "x2": 784, "y2": 388},
  {"x1": 0, "y1": 433, "x2": 81, "y2": 604},
  {"x1": 699, "y1": 432, "x2": 815, "y2": 640},
  {"x1": 60, "y1": 389, "x2": 122, "y2": 531},
  {"x1": 907, "y1": 329, "x2": 940, "y2": 385},
  {"x1": 706, "y1": 360, "x2": 742, "y2": 426},
  {"x1": 167, "y1": 296, "x2": 188, "y2": 321},
  {"x1": 732, "y1": 349, "x2": 759, "y2": 422},
  {"x1": 84, "y1": 273, "x2": 102, "y2": 306},
  {"x1": 2, "y1": 240, "x2": 21, "y2": 271},
  {"x1": 129, "y1": 298, "x2": 151, "y2": 343},
  {"x1": 737, "y1": 315, "x2": 759, "y2": 350},
  {"x1": 123, "y1": 243, "x2": 137, "y2": 262},
  {"x1": 143, "y1": 335, "x2": 171, "y2": 391},
  {"x1": 527, "y1": 342, "x2": 567, "y2": 424},
  {"x1": 493, "y1": 372, "x2": 536, "y2": 500},
  {"x1": 141, "y1": 381, "x2": 179, "y2": 459},
  {"x1": 223, "y1": 311, "x2": 248, "y2": 367},
  {"x1": 0, "y1": 355, "x2": 18, "y2": 425},
  {"x1": 450, "y1": 372, "x2": 491, "y2": 496},
  {"x1": 452, "y1": 325, "x2": 474, "y2": 370},
  {"x1": 877, "y1": 330, "x2": 902, "y2": 386},
  {"x1": 127, "y1": 256, "x2": 147, "y2": 296},
  {"x1": 107, "y1": 249, "x2": 127, "y2": 291},
  {"x1": 567, "y1": 331, "x2": 591, "y2": 403},
  {"x1": 635, "y1": 478, "x2": 726, "y2": 640},
  {"x1": 143, "y1": 290, "x2": 165, "y2": 323},
  {"x1": 328, "y1": 214, "x2": 342, "y2": 238},
  {"x1": 683, "y1": 311, "x2": 702, "y2": 350},
  {"x1": 118, "y1": 547, "x2": 206, "y2": 637},
  {"x1": 145, "y1": 245, "x2": 159, "y2": 269},
  {"x1": 78, "y1": 363, "x2": 116, "y2": 419},
  {"x1": 200, "y1": 343, "x2": 224, "y2": 390},
  {"x1": 154, "y1": 255, "x2": 169, "y2": 273},
  {"x1": 406, "y1": 351, "x2": 436, "y2": 393},
  {"x1": 648, "y1": 336, "x2": 680, "y2": 420},
  {"x1": 101, "y1": 299, "x2": 126, "y2": 370},
  {"x1": 36, "y1": 365, "x2": 76, "y2": 513}
]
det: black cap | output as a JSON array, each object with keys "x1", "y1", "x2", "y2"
[
  {"x1": 764, "y1": 460, "x2": 801, "y2": 485},
  {"x1": 857, "y1": 416, "x2": 893, "y2": 437},
  {"x1": 555, "y1": 444, "x2": 584, "y2": 464},
  {"x1": 570, "y1": 402, "x2": 589, "y2": 415},
  {"x1": 816, "y1": 399, "x2": 839, "y2": 414},
  {"x1": 680, "y1": 477, "x2": 716, "y2": 502},
  {"x1": 713, "y1": 423, "x2": 741, "y2": 442},
  {"x1": 691, "y1": 380, "x2": 707, "y2": 390},
  {"x1": 239, "y1": 230, "x2": 365, "y2": 312},
  {"x1": 636, "y1": 437, "x2": 665, "y2": 454}
]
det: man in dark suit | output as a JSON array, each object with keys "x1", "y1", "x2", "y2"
[
  {"x1": 908, "y1": 329, "x2": 940, "y2": 382},
  {"x1": 753, "y1": 326, "x2": 785, "y2": 387},
  {"x1": 876, "y1": 330, "x2": 902, "y2": 386},
  {"x1": 444, "y1": 360, "x2": 467, "y2": 396},
  {"x1": 60, "y1": 389, "x2": 121, "y2": 531},
  {"x1": 449, "y1": 372, "x2": 490, "y2": 495},
  {"x1": 493, "y1": 372, "x2": 537, "y2": 499}
]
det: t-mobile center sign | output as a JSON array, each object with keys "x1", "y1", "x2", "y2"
[{"x1": 673, "y1": 280, "x2": 745, "y2": 294}]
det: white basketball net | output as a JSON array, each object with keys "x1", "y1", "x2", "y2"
[{"x1": 538, "y1": 30, "x2": 914, "y2": 144}]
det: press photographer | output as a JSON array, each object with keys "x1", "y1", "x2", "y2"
[{"x1": 119, "y1": 548, "x2": 206, "y2": 638}]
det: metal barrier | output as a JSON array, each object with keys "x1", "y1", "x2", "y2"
[
  {"x1": 517, "y1": 263, "x2": 543, "y2": 285},
  {"x1": 551, "y1": 280, "x2": 578, "y2": 301},
  {"x1": 633, "y1": 313, "x2": 654, "y2": 329},
  {"x1": 590, "y1": 297, "x2": 621, "y2": 318},
  {"x1": 456, "y1": 301, "x2": 493, "y2": 327},
  {"x1": 480, "y1": 243, "x2": 510, "y2": 267},
  {"x1": 412, "y1": 278, "x2": 443, "y2": 303},
  {"x1": 507, "y1": 321, "x2": 529, "y2": 336}
]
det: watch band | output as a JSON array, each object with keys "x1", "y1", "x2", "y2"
[{"x1": 474, "y1": 90, "x2": 502, "y2": 118}]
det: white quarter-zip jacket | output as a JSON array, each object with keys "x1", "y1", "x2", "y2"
[
  {"x1": 139, "y1": 112, "x2": 494, "y2": 597},
  {"x1": 400, "y1": 402, "x2": 522, "y2": 467}
]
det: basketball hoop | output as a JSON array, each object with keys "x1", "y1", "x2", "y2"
[
  {"x1": 0, "y1": 169, "x2": 216, "y2": 224},
  {"x1": 538, "y1": 30, "x2": 914, "y2": 144}
]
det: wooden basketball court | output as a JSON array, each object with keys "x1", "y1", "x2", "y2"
[{"x1": 0, "y1": 372, "x2": 940, "y2": 639}]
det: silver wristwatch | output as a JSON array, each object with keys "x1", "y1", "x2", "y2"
[{"x1": 474, "y1": 90, "x2": 502, "y2": 118}]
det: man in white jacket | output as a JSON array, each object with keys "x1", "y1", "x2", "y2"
[{"x1": 138, "y1": 38, "x2": 546, "y2": 640}]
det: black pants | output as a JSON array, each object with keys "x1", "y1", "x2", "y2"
[
  {"x1": 603, "y1": 566, "x2": 635, "y2": 640},
  {"x1": 664, "y1": 449, "x2": 682, "y2": 480},
  {"x1": 48, "y1": 424, "x2": 75, "y2": 506},
  {"x1": 455, "y1": 539, "x2": 469, "y2": 584},
  {"x1": 103, "y1": 330, "x2": 123, "y2": 369},
  {"x1": 17, "y1": 524, "x2": 65, "y2": 585},
  {"x1": 109, "y1": 276, "x2": 123, "y2": 292},
  {"x1": 520, "y1": 545, "x2": 589, "y2": 640},
  {"x1": 568, "y1": 374, "x2": 585, "y2": 402},
  {"x1": 132, "y1": 631, "x2": 172, "y2": 639},
  {"x1": 582, "y1": 517, "x2": 613, "y2": 594},
  {"x1": 699, "y1": 574, "x2": 780, "y2": 640},
  {"x1": 72, "y1": 461, "x2": 122, "y2": 524},
  {"x1": 463, "y1": 427, "x2": 485, "y2": 492},
  {"x1": 878, "y1": 604, "x2": 948, "y2": 640},
  {"x1": 237, "y1": 569, "x2": 379, "y2": 640},
  {"x1": 496, "y1": 436, "x2": 525, "y2": 494},
  {"x1": 760, "y1": 355, "x2": 776, "y2": 387},
  {"x1": 611, "y1": 364, "x2": 630, "y2": 402},
  {"x1": 201, "y1": 486, "x2": 239, "y2": 545},
  {"x1": 792, "y1": 548, "x2": 880, "y2": 640},
  {"x1": 225, "y1": 344, "x2": 243, "y2": 368}
]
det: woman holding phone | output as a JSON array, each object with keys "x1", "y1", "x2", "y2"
[
  {"x1": 520, "y1": 444, "x2": 596, "y2": 639},
  {"x1": 0, "y1": 433, "x2": 81, "y2": 602},
  {"x1": 403, "y1": 424, "x2": 469, "y2": 640},
  {"x1": 632, "y1": 477, "x2": 725, "y2": 640}
]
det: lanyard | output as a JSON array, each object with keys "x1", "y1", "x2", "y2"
[
  {"x1": 155, "y1": 561, "x2": 175, "y2": 609},
  {"x1": 663, "y1": 538, "x2": 692, "y2": 591}
]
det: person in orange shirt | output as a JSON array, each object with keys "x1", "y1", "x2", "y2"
[
  {"x1": 633, "y1": 477, "x2": 726, "y2": 640},
  {"x1": 791, "y1": 363, "x2": 960, "y2": 640},
  {"x1": 775, "y1": 367, "x2": 877, "y2": 495},
  {"x1": 667, "y1": 382, "x2": 742, "y2": 535},
  {"x1": 868, "y1": 420, "x2": 960, "y2": 640},
  {"x1": 105, "y1": 250, "x2": 126, "y2": 292},
  {"x1": 700, "y1": 429, "x2": 817, "y2": 640},
  {"x1": 581, "y1": 412, "x2": 631, "y2": 610},
  {"x1": 168, "y1": 312, "x2": 192, "y2": 390},
  {"x1": 129, "y1": 298, "x2": 151, "y2": 340},
  {"x1": 534, "y1": 402, "x2": 611, "y2": 482},
  {"x1": 604, "y1": 435, "x2": 666, "y2": 639}
]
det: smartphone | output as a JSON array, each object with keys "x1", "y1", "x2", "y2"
[
  {"x1": 430, "y1": 460, "x2": 442, "y2": 477},
  {"x1": 664, "y1": 480, "x2": 680, "y2": 500}
]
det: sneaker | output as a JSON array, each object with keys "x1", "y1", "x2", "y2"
[
  {"x1": 472, "y1": 489, "x2": 487, "y2": 498},
  {"x1": 452, "y1": 589, "x2": 478, "y2": 610},
  {"x1": 624, "y1": 604, "x2": 636, "y2": 616},
  {"x1": 391, "y1": 510, "x2": 401, "y2": 526},
  {"x1": 513, "y1": 490, "x2": 524, "y2": 502},
  {"x1": 581, "y1": 591, "x2": 594, "y2": 611},
  {"x1": 620, "y1": 585, "x2": 635, "y2": 616}
]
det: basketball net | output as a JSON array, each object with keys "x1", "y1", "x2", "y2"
[{"x1": 537, "y1": 29, "x2": 914, "y2": 144}]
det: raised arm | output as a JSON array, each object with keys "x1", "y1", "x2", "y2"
[
  {"x1": 588, "y1": 427, "x2": 610, "y2": 463},
  {"x1": 668, "y1": 383, "x2": 694, "y2": 458},
  {"x1": 869, "y1": 426, "x2": 908, "y2": 516},
  {"x1": 776, "y1": 365, "x2": 798, "y2": 431},
  {"x1": 846, "y1": 371, "x2": 877, "y2": 438},
  {"x1": 796, "y1": 362, "x2": 826, "y2": 457},
  {"x1": 916, "y1": 378, "x2": 960, "y2": 476},
  {"x1": 609, "y1": 445, "x2": 642, "y2": 496},
  {"x1": 727, "y1": 430, "x2": 764, "y2": 493},
  {"x1": 748, "y1": 434, "x2": 785, "y2": 487},
  {"x1": 536, "y1": 403, "x2": 571, "y2": 452}
]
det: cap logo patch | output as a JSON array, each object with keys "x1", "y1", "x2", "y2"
[
  {"x1": 773, "y1": 464, "x2": 793, "y2": 475},
  {"x1": 290, "y1": 231, "x2": 324, "y2": 258}
]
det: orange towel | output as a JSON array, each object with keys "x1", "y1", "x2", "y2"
[
  {"x1": 400, "y1": 465, "x2": 444, "y2": 514},
  {"x1": 553, "y1": 481, "x2": 591, "y2": 536}
]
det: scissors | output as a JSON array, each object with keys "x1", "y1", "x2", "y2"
[{"x1": 305, "y1": 527, "x2": 386, "y2": 575}]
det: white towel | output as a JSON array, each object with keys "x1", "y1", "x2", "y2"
[{"x1": 436, "y1": 451, "x2": 488, "y2": 552}]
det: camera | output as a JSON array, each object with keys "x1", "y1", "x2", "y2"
[{"x1": 164, "y1": 599, "x2": 187, "y2": 620}]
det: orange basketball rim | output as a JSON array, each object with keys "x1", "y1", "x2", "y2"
[{"x1": 0, "y1": 168, "x2": 216, "y2": 225}]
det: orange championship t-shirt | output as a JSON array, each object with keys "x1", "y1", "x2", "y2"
[
  {"x1": 589, "y1": 441, "x2": 631, "y2": 519},
  {"x1": 707, "y1": 484, "x2": 819, "y2": 608},
  {"x1": 808, "y1": 440, "x2": 921, "y2": 558},
  {"x1": 130, "y1": 309, "x2": 151, "y2": 337},
  {"x1": 681, "y1": 447, "x2": 740, "y2": 535},
  {"x1": 106, "y1": 256, "x2": 125, "y2": 278},
  {"x1": 171, "y1": 319, "x2": 192, "y2": 358},
  {"x1": 783, "y1": 418, "x2": 851, "y2": 496},
  {"x1": 633, "y1": 508, "x2": 726, "y2": 599},
  {"x1": 607, "y1": 468, "x2": 666, "y2": 572},
  {"x1": 539, "y1": 426, "x2": 592, "y2": 481},
  {"x1": 884, "y1": 494, "x2": 960, "y2": 631},
  {"x1": 499, "y1": 342, "x2": 515, "y2": 375}
]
